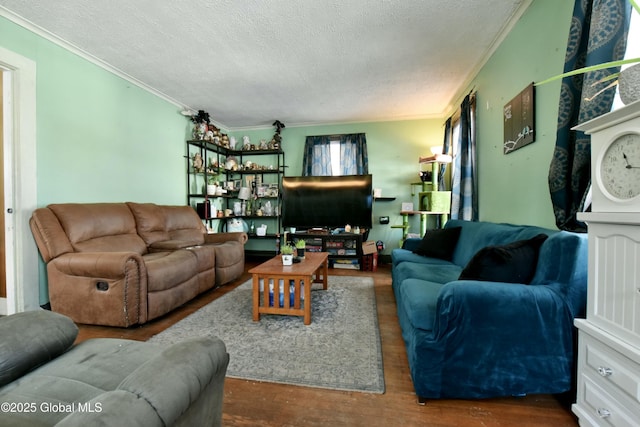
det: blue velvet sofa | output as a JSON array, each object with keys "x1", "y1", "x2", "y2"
[{"x1": 391, "y1": 219, "x2": 588, "y2": 402}]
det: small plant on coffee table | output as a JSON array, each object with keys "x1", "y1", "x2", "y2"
[
  {"x1": 295, "y1": 239, "x2": 306, "y2": 259},
  {"x1": 281, "y1": 243, "x2": 294, "y2": 265}
]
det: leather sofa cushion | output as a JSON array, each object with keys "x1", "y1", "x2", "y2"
[
  {"x1": 211, "y1": 241, "x2": 243, "y2": 268},
  {"x1": 185, "y1": 245, "x2": 217, "y2": 273},
  {"x1": 143, "y1": 251, "x2": 199, "y2": 292},
  {"x1": 129, "y1": 203, "x2": 204, "y2": 247},
  {"x1": 162, "y1": 205, "x2": 205, "y2": 245},
  {"x1": 0, "y1": 310, "x2": 78, "y2": 387},
  {"x1": 49, "y1": 203, "x2": 147, "y2": 254},
  {"x1": 127, "y1": 202, "x2": 171, "y2": 246}
]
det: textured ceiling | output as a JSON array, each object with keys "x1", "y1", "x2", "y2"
[{"x1": 0, "y1": 0, "x2": 529, "y2": 129}]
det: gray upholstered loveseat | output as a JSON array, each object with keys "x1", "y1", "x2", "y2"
[
  {"x1": 0, "y1": 310, "x2": 229, "y2": 426},
  {"x1": 30, "y1": 202, "x2": 247, "y2": 327}
]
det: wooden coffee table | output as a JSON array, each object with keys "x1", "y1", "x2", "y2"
[{"x1": 250, "y1": 252, "x2": 328, "y2": 325}]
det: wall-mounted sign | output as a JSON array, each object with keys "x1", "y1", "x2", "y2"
[{"x1": 504, "y1": 83, "x2": 535, "y2": 154}]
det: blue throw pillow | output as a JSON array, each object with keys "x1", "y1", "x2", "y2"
[
  {"x1": 458, "y1": 233, "x2": 548, "y2": 284},
  {"x1": 412, "y1": 226, "x2": 462, "y2": 260}
]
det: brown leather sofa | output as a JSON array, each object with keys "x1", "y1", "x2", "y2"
[{"x1": 29, "y1": 202, "x2": 248, "y2": 327}]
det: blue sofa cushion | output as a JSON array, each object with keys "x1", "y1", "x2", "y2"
[
  {"x1": 459, "y1": 234, "x2": 548, "y2": 284},
  {"x1": 398, "y1": 278, "x2": 445, "y2": 331},
  {"x1": 413, "y1": 226, "x2": 462, "y2": 260}
]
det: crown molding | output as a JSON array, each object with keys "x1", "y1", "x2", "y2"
[{"x1": 0, "y1": 7, "x2": 196, "y2": 112}]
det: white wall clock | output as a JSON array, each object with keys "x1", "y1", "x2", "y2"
[
  {"x1": 575, "y1": 100, "x2": 640, "y2": 213},
  {"x1": 597, "y1": 132, "x2": 640, "y2": 201}
]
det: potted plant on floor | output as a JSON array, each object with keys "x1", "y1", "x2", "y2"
[
  {"x1": 281, "y1": 244, "x2": 294, "y2": 266},
  {"x1": 295, "y1": 239, "x2": 306, "y2": 259}
]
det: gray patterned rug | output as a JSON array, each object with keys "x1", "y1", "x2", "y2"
[{"x1": 149, "y1": 275, "x2": 385, "y2": 394}]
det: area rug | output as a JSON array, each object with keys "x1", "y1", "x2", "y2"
[{"x1": 149, "y1": 276, "x2": 385, "y2": 394}]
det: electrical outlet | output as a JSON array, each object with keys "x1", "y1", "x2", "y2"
[{"x1": 379, "y1": 216, "x2": 389, "y2": 224}]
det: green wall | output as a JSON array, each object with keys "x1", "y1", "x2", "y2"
[
  {"x1": 232, "y1": 0, "x2": 577, "y2": 248},
  {"x1": 230, "y1": 119, "x2": 443, "y2": 253},
  {"x1": 1, "y1": 16, "x2": 191, "y2": 303},
  {"x1": 1, "y1": 16, "x2": 189, "y2": 207},
  {"x1": 1, "y1": 0, "x2": 575, "y2": 304},
  {"x1": 453, "y1": 0, "x2": 574, "y2": 229}
]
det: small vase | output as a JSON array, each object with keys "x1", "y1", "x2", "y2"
[
  {"x1": 618, "y1": 63, "x2": 640, "y2": 105},
  {"x1": 282, "y1": 254, "x2": 293, "y2": 266},
  {"x1": 206, "y1": 184, "x2": 217, "y2": 196}
]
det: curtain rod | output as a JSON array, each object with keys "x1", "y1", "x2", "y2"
[{"x1": 306, "y1": 133, "x2": 364, "y2": 139}]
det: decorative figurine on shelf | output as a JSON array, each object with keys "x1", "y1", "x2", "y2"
[
  {"x1": 189, "y1": 110, "x2": 211, "y2": 141},
  {"x1": 192, "y1": 153, "x2": 204, "y2": 173},
  {"x1": 270, "y1": 120, "x2": 285, "y2": 149},
  {"x1": 221, "y1": 134, "x2": 230, "y2": 148},
  {"x1": 259, "y1": 139, "x2": 269, "y2": 150},
  {"x1": 242, "y1": 136, "x2": 251, "y2": 150}
]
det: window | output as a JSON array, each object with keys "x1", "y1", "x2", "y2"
[
  {"x1": 329, "y1": 138, "x2": 341, "y2": 176},
  {"x1": 302, "y1": 134, "x2": 369, "y2": 176}
]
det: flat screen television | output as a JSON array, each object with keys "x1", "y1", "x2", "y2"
[{"x1": 281, "y1": 174, "x2": 373, "y2": 229}]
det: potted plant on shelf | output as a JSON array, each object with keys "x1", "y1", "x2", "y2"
[
  {"x1": 281, "y1": 244, "x2": 294, "y2": 266},
  {"x1": 295, "y1": 239, "x2": 306, "y2": 259},
  {"x1": 537, "y1": 0, "x2": 640, "y2": 104},
  {"x1": 206, "y1": 175, "x2": 219, "y2": 196}
]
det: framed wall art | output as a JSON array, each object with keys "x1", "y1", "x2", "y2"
[{"x1": 503, "y1": 83, "x2": 535, "y2": 154}]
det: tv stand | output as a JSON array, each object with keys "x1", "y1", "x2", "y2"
[{"x1": 289, "y1": 232, "x2": 363, "y2": 270}]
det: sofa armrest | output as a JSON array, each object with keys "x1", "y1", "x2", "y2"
[
  {"x1": 0, "y1": 311, "x2": 78, "y2": 387},
  {"x1": 50, "y1": 252, "x2": 145, "y2": 279},
  {"x1": 117, "y1": 337, "x2": 229, "y2": 426},
  {"x1": 435, "y1": 280, "x2": 572, "y2": 339},
  {"x1": 55, "y1": 390, "x2": 164, "y2": 427},
  {"x1": 437, "y1": 281, "x2": 574, "y2": 375},
  {"x1": 55, "y1": 337, "x2": 228, "y2": 427},
  {"x1": 47, "y1": 252, "x2": 147, "y2": 327},
  {"x1": 417, "y1": 280, "x2": 577, "y2": 398},
  {"x1": 204, "y1": 231, "x2": 248, "y2": 245}
]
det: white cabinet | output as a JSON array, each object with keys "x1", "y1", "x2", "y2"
[{"x1": 572, "y1": 101, "x2": 640, "y2": 427}]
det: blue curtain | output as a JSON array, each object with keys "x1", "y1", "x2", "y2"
[
  {"x1": 439, "y1": 118, "x2": 452, "y2": 191},
  {"x1": 302, "y1": 136, "x2": 332, "y2": 176},
  {"x1": 451, "y1": 94, "x2": 478, "y2": 221},
  {"x1": 339, "y1": 133, "x2": 368, "y2": 175},
  {"x1": 548, "y1": 0, "x2": 631, "y2": 232},
  {"x1": 302, "y1": 133, "x2": 368, "y2": 176}
]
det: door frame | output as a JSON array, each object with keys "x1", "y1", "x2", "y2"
[{"x1": 1, "y1": 46, "x2": 38, "y2": 314}]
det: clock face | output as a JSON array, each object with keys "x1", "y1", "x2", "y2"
[{"x1": 599, "y1": 133, "x2": 640, "y2": 200}]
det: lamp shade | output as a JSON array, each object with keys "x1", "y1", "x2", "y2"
[{"x1": 238, "y1": 187, "x2": 251, "y2": 200}]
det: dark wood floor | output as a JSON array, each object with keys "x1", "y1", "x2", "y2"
[{"x1": 76, "y1": 261, "x2": 579, "y2": 427}]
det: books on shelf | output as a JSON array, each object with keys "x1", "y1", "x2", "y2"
[{"x1": 331, "y1": 258, "x2": 360, "y2": 270}]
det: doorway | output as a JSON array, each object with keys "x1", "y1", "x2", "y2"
[
  {"x1": 1, "y1": 69, "x2": 5, "y2": 309},
  {"x1": 1, "y1": 46, "x2": 39, "y2": 315}
]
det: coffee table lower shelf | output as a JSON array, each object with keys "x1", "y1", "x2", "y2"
[{"x1": 250, "y1": 252, "x2": 329, "y2": 325}]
